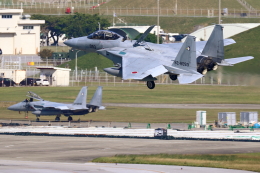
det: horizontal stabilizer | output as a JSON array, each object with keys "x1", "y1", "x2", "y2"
[
  {"x1": 99, "y1": 106, "x2": 106, "y2": 110},
  {"x1": 178, "y1": 73, "x2": 203, "y2": 84},
  {"x1": 218, "y1": 56, "x2": 254, "y2": 66}
]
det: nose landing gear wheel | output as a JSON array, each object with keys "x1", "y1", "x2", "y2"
[
  {"x1": 55, "y1": 117, "x2": 60, "y2": 121},
  {"x1": 68, "y1": 116, "x2": 73, "y2": 121},
  {"x1": 36, "y1": 118, "x2": 40, "y2": 122},
  {"x1": 146, "y1": 81, "x2": 155, "y2": 89}
]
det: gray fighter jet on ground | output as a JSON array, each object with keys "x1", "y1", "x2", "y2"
[
  {"x1": 64, "y1": 25, "x2": 253, "y2": 76},
  {"x1": 8, "y1": 86, "x2": 104, "y2": 121}
]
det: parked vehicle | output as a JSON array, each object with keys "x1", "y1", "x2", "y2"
[
  {"x1": 19, "y1": 78, "x2": 37, "y2": 86},
  {"x1": 36, "y1": 79, "x2": 49, "y2": 86},
  {"x1": 0, "y1": 78, "x2": 16, "y2": 87}
]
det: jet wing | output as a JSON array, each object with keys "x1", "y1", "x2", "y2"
[
  {"x1": 122, "y1": 56, "x2": 168, "y2": 80},
  {"x1": 41, "y1": 102, "x2": 70, "y2": 110}
]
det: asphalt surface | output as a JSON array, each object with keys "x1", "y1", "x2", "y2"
[
  {"x1": 0, "y1": 160, "x2": 254, "y2": 173},
  {"x1": 104, "y1": 103, "x2": 260, "y2": 109},
  {"x1": 1, "y1": 135, "x2": 260, "y2": 162}
]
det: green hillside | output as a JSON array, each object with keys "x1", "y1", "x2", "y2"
[
  {"x1": 59, "y1": 52, "x2": 113, "y2": 70},
  {"x1": 103, "y1": 16, "x2": 260, "y2": 33},
  {"x1": 224, "y1": 25, "x2": 260, "y2": 74},
  {"x1": 244, "y1": 0, "x2": 260, "y2": 9},
  {"x1": 103, "y1": 0, "x2": 245, "y2": 9}
]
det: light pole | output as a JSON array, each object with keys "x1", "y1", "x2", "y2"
[
  {"x1": 98, "y1": 22, "x2": 100, "y2": 30},
  {"x1": 219, "y1": 0, "x2": 221, "y2": 24},
  {"x1": 157, "y1": 0, "x2": 160, "y2": 44},
  {"x1": 75, "y1": 50, "x2": 81, "y2": 81}
]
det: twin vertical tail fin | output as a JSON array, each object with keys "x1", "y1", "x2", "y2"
[
  {"x1": 172, "y1": 35, "x2": 197, "y2": 71},
  {"x1": 201, "y1": 25, "x2": 224, "y2": 59},
  {"x1": 167, "y1": 35, "x2": 203, "y2": 84},
  {"x1": 89, "y1": 86, "x2": 103, "y2": 108},
  {"x1": 73, "y1": 86, "x2": 87, "y2": 109}
]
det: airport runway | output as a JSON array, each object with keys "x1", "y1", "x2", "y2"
[
  {"x1": 1, "y1": 135, "x2": 260, "y2": 163},
  {"x1": 104, "y1": 103, "x2": 260, "y2": 109},
  {"x1": 0, "y1": 160, "x2": 254, "y2": 173}
]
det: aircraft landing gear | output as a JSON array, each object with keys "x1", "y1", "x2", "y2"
[
  {"x1": 169, "y1": 74, "x2": 178, "y2": 81},
  {"x1": 55, "y1": 117, "x2": 60, "y2": 121},
  {"x1": 55, "y1": 115, "x2": 60, "y2": 122},
  {"x1": 36, "y1": 117, "x2": 40, "y2": 122},
  {"x1": 68, "y1": 116, "x2": 73, "y2": 121},
  {"x1": 146, "y1": 81, "x2": 155, "y2": 89}
]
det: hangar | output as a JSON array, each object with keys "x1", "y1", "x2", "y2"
[{"x1": 0, "y1": 9, "x2": 45, "y2": 55}]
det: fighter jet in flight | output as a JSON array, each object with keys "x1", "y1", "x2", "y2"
[
  {"x1": 64, "y1": 25, "x2": 253, "y2": 76},
  {"x1": 8, "y1": 86, "x2": 104, "y2": 121},
  {"x1": 99, "y1": 35, "x2": 203, "y2": 89}
]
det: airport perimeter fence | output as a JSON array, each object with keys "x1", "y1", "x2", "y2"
[
  {"x1": 21, "y1": 69, "x2": 260, "y2": 87},
  {"x1": 1, "y1": 55, "x2": 260, "y2": 87},
  {"x1": 0, "y1": 1, "x2": 260, "y2": 18}
]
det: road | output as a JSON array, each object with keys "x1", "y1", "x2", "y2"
[{"x1": 0, "y1": 160, "x2": 254, "y2": 173}]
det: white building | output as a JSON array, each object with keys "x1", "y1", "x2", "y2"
[
  {"x1": 37, "y1": 67, "x2": 71, "y2": 86},
  {"x1": 0, "y1": 69, "x2": 26, "y2": 83},
  {"x1": 0, "y1": 9, "x2": 45, "y2": 55}
]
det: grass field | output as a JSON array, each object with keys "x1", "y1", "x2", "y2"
[
  {"x1": 92, "y1": 153, "x2": 260, "y2": 172},
  {"x1": 1, "y1": 85, "x2": 259, "y2": 122},
  {"x1": 1, "y1": 85, "x2": 260, "y2": 104}
]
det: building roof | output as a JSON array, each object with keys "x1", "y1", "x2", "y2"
[{"x1": 36, "y1": 66, "x2": 71, "y2": 71}]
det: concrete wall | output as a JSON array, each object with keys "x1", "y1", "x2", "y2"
[{"x1": 189, "y1": 23, "x2": 260, "y2": 41}]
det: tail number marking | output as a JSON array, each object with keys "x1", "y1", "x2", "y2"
[{"x1": 173, "y1": 60, "x2": 189, "y2": 67}]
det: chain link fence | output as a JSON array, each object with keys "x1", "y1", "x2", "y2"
[{"x1": 0, "y1": 1, "x2": 259, "y2": 18}]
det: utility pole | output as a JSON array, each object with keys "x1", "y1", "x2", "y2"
[
  {"x1": 219, "y1": 0, "x2": 221, "y2": 24},
  {"x1": 157, "y1": 0, "x2": 160, "y2": 44}
]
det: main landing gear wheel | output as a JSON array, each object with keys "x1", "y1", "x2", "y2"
[
  {"x1": 55, "y1": 116, "x2": 60, "y2": 121},
  {"x1": 36, "y1": 118, "x2": 40, "y2": 122},
  {"x1": 146, "y1": 81, "x2": 155, "y2": 89},
  {"x1": 68, "y1": 116, "x2": 73, "y2": 121},
  {"x1": 169, "y1": 74, "x2": 178, "y2": 81}
]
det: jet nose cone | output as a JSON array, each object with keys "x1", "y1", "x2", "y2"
[
  {"x1": 64, "y1": 39, "x2": 77, "y2": 48},
  {"x1": 8, "y1": 104, "x2": 16, "y2": 110}
]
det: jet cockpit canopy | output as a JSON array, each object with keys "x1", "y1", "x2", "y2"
[{"x1": 87, "y1": 30, "x2": 122, "y2": 40}]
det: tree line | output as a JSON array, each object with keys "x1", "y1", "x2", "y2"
[{"x1": 31, "y1": 13, "x2": 110, "y2": 45}]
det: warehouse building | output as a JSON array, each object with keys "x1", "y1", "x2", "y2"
[{"x1": 0, "y1": 9, "x2": 45, "y2": 55}]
